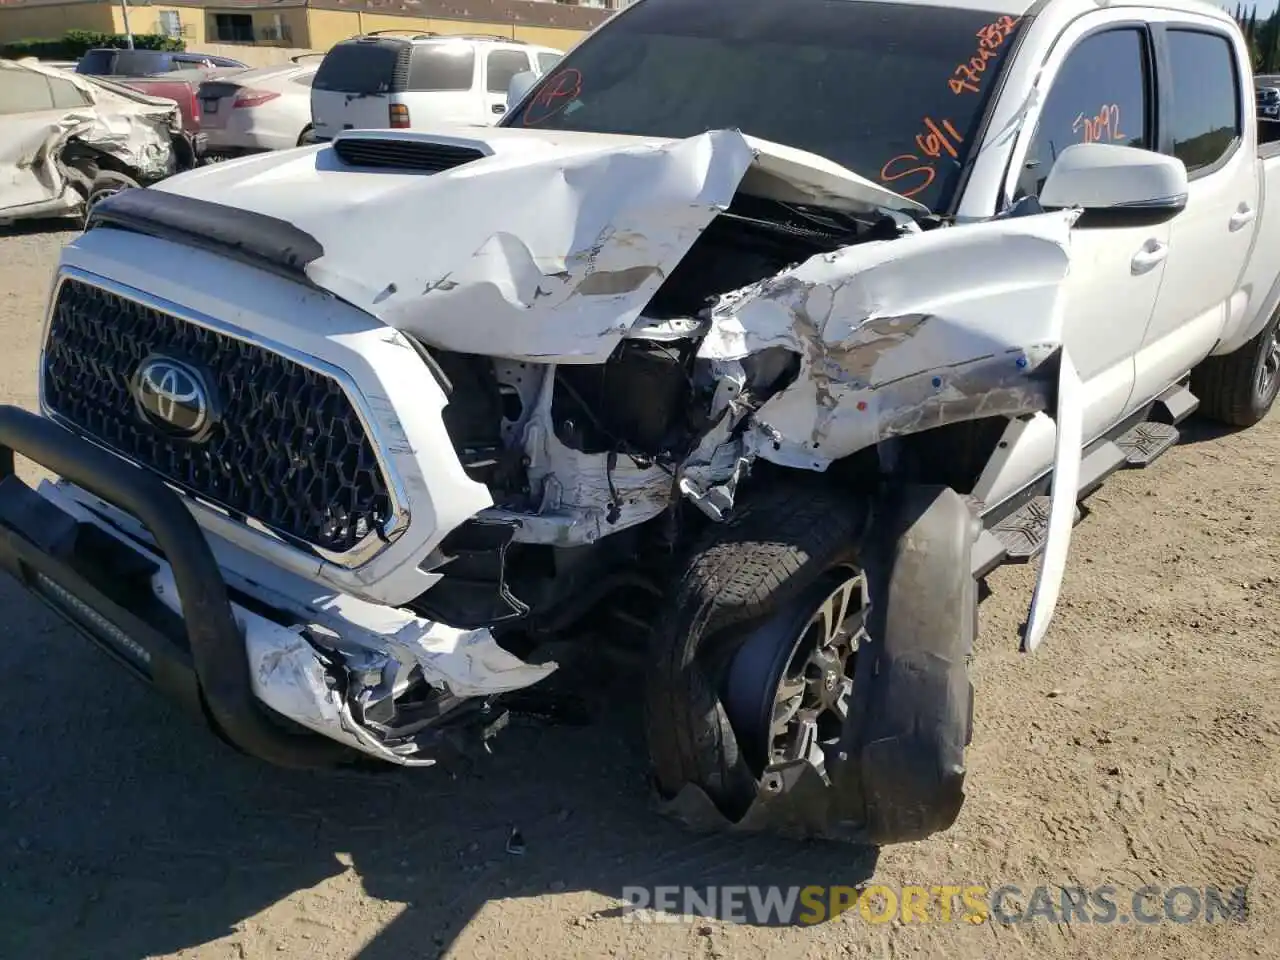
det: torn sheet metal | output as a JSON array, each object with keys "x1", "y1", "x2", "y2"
[
  {"x1": 1022, "y1": 345, "x2": 1084, "y2": 652},
  {"x1": 1, "y1": 59, "x2": 177, "y2": 221},
  {"x1": 699, "y1": 209, "x2": 1081, "y2": 469},
  {"x1": 148, "y1": 125, "x2": 924, "y2": 363},
  {"x1": 149, "y1": 560, "x2": 556, "y2": 765}
]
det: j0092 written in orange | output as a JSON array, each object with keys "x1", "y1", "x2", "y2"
[{"x1": 1073, "y1": 104, "x2": 1127, "y2": 144}]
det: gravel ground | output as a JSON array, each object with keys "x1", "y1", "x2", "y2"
[{"x1": 1, "y1": 223, "x2": 1278, "y2": 960}]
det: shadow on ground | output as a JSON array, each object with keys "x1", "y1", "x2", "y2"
[
  {"x1": 0, "y1": 581, "x2": 878, "y2": 960},
  {"x1": 1176, "y1": 413, "x2": 1246, "y2": 446},
  {"x1": 0, "y1": 218, "x2": 80, "y2": 237}
]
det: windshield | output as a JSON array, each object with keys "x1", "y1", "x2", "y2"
[{"x1": 503, "y1": 0, "x2": 1026, "y2": 213}]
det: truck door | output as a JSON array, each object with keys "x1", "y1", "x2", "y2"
[
  {"x1": 1132, "y1": 21, "x2": 1258, "y2": 406},
  {"x1": 1007, "y1": 25, "x2": 1165, "y2": 443}
]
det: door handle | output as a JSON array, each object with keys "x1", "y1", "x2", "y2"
[
  {"x1": 492, "y1": 103, "x2": 506, "y2": 114},
  {"x1": 1229, "y1": 205, "x2": 1256, "y2": 231},
  {"x1": 1130, "y1": 240, "x2": 1169, "y2": 274}
]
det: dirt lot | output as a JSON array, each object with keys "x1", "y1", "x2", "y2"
[{"x1": 0, "y1": 223, "x2": 1278, "y2": 960}]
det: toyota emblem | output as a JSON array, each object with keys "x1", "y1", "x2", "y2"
[{"x1": 131, "y1": 355, "x2": 217, "y2": 440}]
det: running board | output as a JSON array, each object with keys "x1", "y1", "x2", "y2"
[
  {"x1": 1115, "y1": 421, "x2": 1179, "y2": 466},
  {"x1": 971, "y1": 380, "x2": 1196, "y2": 579}
]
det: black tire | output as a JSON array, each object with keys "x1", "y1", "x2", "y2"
[
  {"x1": 1191, "y1": 306, "x2": 1280, "y2": 427},
  {"x1": 297, "y1": 125, "x2": 316, "y2": 147},
  {"x1": 83, "y1": 170, "x2": 140, "y2": 228},
  {"x1": 644, "y1": 482, "x2": 866, "y2": 822}
]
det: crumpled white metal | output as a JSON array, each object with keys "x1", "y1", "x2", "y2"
[{"x1": 0, "y1": 59, "x2": 177, "y2": 221}]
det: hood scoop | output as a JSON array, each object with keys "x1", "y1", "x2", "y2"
[{"x1": 332, "y1": 133, "x2": 487, "y2": 173}]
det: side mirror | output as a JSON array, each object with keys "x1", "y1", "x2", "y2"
[
  {"x1": 507, "y1": 70, "x2": 538, "y2": 109},
  {"x1": 1040, "y1": 143, "x2": 1188, "y2": 214}
]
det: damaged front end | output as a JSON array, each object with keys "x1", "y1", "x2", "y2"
[
  {"x1": 323, "y1": 128, "x2": 1078, "y2": 834},
  {"x1": 352, "y1": 130, "x2": 1077, "y2": 637},
  {"x1": 27, "y1": 123, "x2": 1085, "y2": 817}
]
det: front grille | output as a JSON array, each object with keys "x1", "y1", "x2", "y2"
[
  {"x1": 333, "y1": 137, "x2": 485, "y2": 172},
  {"x1": 42, "y1": 278, "x2": 394, "y2": 555}
]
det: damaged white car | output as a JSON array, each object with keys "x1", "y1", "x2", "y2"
[
  {"x1": 0, "y1": 58, "x2": 200, "y2": 227},
  {"x1": 2, "y1": 0, "x2": 1280, "y2": 844}
]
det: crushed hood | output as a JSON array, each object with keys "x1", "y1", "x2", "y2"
[{"x1": 150, "y1": 125, "x2": 927, "y2": 363}]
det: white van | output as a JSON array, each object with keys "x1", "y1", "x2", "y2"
[{"x1": 310, "y1": 33, "x2": 563, "y2": 139}]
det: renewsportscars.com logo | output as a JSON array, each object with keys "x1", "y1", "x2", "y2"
[{"x1": 620, "y1": 883, "x2": 1249, "y2": 926}]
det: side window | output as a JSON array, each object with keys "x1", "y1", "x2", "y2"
[
  {"x1": 536, "y1": 52, "x2": 562, "y2": 74},
  {"x1": 1016, "y1": 29, "x2": 1151, "y2": 200},
  {"x1": 48, "y1": 76, "x2": 93, "y2": 109},
  {"x1": 409, "y1": 45, "x2": 477, "y2": 92},
  {"x1": 1167, "y1": 30, "x2": 1241, "y2": 175},
  {"x1": 0, "y1": 69, "x2": 56, "y2": 114},
  {"x1": 487, "y1": 49, "x2": 532, "y2": 93}
]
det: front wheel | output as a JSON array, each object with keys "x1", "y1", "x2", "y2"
[
  {"x1": 82, "y1": 170, "x2": 139, "y2": 227},
  {"x1": 644, "y1": 483, "x2": 867, "y2": 822}
]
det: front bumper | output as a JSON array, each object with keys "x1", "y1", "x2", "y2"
[{"x1": 0, "y1": 406, "x2": 554, "y2": 767}]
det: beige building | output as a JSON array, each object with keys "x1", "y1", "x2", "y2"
[{"x1": 0, "y1": 0, "x2": 616, "y2": 60}]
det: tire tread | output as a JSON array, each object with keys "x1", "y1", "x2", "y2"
[{"x1": 644, "y1": 482, "x2": 865, "y2": 816}]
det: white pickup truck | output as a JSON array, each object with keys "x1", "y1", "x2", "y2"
[{"x1": 2, "y1": 0, "x2": 1278, "y2": 845}]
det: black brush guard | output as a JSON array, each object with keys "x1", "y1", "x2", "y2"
[{"x1": 0, "y1": 405, "x2": 350, "y2": 768}]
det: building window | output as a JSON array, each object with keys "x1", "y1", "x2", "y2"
[
  {"x1": 212, "y1": 13, "x2": 254, "y2": 43},
  {"x1": 260, "y1": 13, "x2": 292, "y2": 45},
  {"x1": 157, "y1": 10, "x2": 181, "y2": 38}
]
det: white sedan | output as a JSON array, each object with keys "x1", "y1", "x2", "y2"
[
  {"x1": 196, "y1": 57, "x2": 320, "y2": 156},
  {"x1": 0, "y1": 57, "x2": 196, "y2": 225}
]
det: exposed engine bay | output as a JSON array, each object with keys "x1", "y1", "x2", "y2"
[{"x1": 398, "y1": 165, "x2": 1075, "y2": 634}]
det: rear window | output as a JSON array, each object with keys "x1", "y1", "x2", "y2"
[
  {"x1": 48, "y1": 75, "x2": 92, "y2": 108},
  {"x1": 314, "y1": 40, "x2": 404, "y2": 94},
  {"x1": 408, "y1": 43, "x2": 476, "y2": 91},
  {"x1": 0, "y1": 66, "x2": 54, "y2": 113},
  {"x1": 75, "y1": 50, "x2": 117, "y2": 75},
  {"x1": 110, "y1": 50, "x2": 169, "y2": 75},
  {"x1": 487, "y1": 49, "x2": 531, "y2": 93}
]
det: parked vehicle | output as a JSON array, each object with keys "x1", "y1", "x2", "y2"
[
  {"x1": 310, "y1": 32, "x2": 562, "y2": 139},
  {"x1": 1258, "y1": 85, "x2": 1280, "y2": 119},
  {"x1": 75, "y1": 48, "x2": 245, "y2": 77},
  {"x1": 4, "y1": 0, "x2": 1280, "y2": 847},
  {"x1": 0, "y1": 57, "x2": 200, "y2": 226},
  {"x1": 114, "y1": 67, "x2": 240, "y2": 140},
  {"x1": 197, "y1": 59, "x2": 321, "y2": 156}
]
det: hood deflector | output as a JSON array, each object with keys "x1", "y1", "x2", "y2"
[{"x1": 88, "y1": 187, "x2": 324, "y2": 285}]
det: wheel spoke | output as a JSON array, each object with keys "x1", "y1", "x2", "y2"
[
  {"x1": 828, "y1": 677, "x2": 853, "y2": 723},
  {"x1": 757, "y1": 570, "x2": 867, "y2": 773}
]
